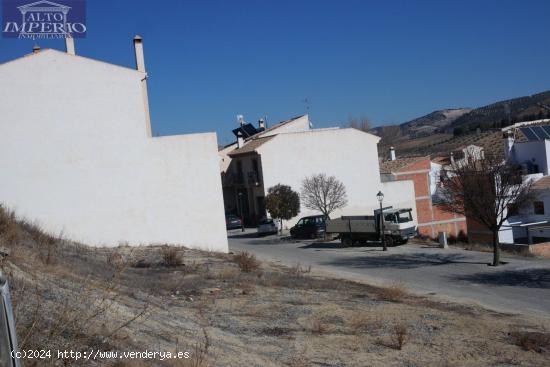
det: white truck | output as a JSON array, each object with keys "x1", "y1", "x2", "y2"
[{"x1": 325, "y1": 207, "x2": 417, "y2": 247}]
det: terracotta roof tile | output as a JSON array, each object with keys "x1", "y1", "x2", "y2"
[
  {"x1": 532, "y1": 176, "x2": 550, "y2": 190},
  {"x1": 379, "y1": 156, "x2": 429, "y2": 173},
  {"x1": 227, "y1": 136, "x2": 275, "y2": 157}
]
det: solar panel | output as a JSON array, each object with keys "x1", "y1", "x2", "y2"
[
  {"x1": 232, "y1": 123, "x2": 259, "y2": 138},
  {"x1": 533, "y1": 126, "x2": 549, "y2": 139},
  {"x1": 543, "y1": 125, "x2": 550, "y2": 138},
  {"x1": 521, "y1": 127, "x2": 539, "y2": 141}
]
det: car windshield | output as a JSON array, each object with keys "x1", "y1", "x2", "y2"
[{"x1": 397, "y1": 211, "x2": 412, "y2": 223}]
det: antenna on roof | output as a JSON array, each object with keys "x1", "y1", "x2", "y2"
[
  {"x1": 236, "y1": 114, "x2": 245, "y2": 126},
  {"x1": 301, "y1": 97, "x2": 310, "y2": 114}
]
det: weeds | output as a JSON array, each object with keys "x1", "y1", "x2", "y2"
[
  {"x1": 305, "y1": 315, "x2": 328, "y2": 335},
  {"x1": 162, "y1": 246, "x2": 184, "y2": 267},
  {"x1": 233, "y1": 252, "x2": 260, "y2": 273},
  {"x1": 289, "y1": 263, "x2": 311, "y2": 277},
  {"x1": 347, "y1": 313, "x2": 376, "y2": 334},
  {"x1": 392, "y1": 322, "x2": 409, "y2": 350},
  {"x1": 509, "y1": 330, "x2": 550, "y2": 353},
  {"x1": 378, "y1": 281, "x2": 408, "y2": 302}
]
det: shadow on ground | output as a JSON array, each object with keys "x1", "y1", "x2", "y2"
[
  {"x1": 450, "y1": 268, "x2": 550, "y2": 289},
  {"x1": 321, "y1": 253, "x2": 488, "y2": 269},
  {"x1": 299, "y1": 242, "x2": 391, "y2": 251}
]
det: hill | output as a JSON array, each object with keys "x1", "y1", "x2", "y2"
[
  {"x1": 373, "y1": 90, "x2": 550, "y2": 158},
  {"x1": 451, "y1": 90, "x2": 550, "y2": 134}
]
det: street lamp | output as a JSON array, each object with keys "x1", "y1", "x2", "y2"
[
  {"x1": 376, "y1": 191, "x2": 387, "y2": 251},
  {"x1": 237, "y1": 192, "x2": 245, "y2": 232}
]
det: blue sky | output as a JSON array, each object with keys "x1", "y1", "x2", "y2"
[{"x1": 1, "y1": 0, "x2": 549, "y2": 144}]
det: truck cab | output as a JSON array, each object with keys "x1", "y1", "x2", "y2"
[
  {"x1": 325, "y1": 207, "x2": 417, "y2": 247},
  {"x1": 378, "y1": 208, "x2": 417, "y2": 243}
]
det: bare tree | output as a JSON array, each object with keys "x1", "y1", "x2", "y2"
[
  {"x1": 301, "y1": 174, "x2": 348, "y2": 219},
  {"x1": 436, "y1": 152, "x2": 534, "y2": 266},
  {"x1": 347, "y1": 115, "x2": 370, "y2": 132}
]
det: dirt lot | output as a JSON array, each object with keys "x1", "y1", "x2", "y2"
[{"x1": 1, "y1": 208, "x2": 549, "y2": 366}]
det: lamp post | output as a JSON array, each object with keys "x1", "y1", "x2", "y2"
[
  {"x1": 376, "y1": 191, "x2": 387, "y2": 251},
  {"x1": 237, "y1": 192, "x2": 245, "y2": 232}
]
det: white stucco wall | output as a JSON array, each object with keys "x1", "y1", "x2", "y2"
[
  {"x1": 260, "y1": 115, "x2": 310, "y2": 137},
  {"x1": 381, "y1": 180, "x2": 417, "y2": 221},
  {"x1": 0, "y1": 49, "x2": 228, "y2": 251},
  {"x1": 219, "y1": 115, "x2": 311, "y2": 174},
  {"x1": 256, "y1": 128, "x2": 416, "y2": 228}
]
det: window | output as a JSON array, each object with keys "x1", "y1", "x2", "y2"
[
  {"x1": 303, "y1": 218, "x2": 315, "y2": 226},
  {"x1": 397, "y1": 211, "x2": 413, "y2": 223},
  {"x1": 507, "y1": 204, "x2": 519, "y2": 216},
  {"x1": 534, "y1": 201, "x2": 545, "y2": 215},
  {"x1": 384, "y1": 213, "x2": 397, "y2": 223}
]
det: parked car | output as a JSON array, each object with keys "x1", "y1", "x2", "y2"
[
  {"x1": 226, "y1": 214, "x2": 243, "y2": 230},
  {"x1": 290, "y1": 215, "x2": 327, "y2": 239},
  {"x1": 257, "y1": 218, "x2": 278, "y2": 236}
]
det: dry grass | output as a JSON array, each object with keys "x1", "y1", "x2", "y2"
[
  {"x1": 161, "y1": 246, "x2": 184, "y2": 267},
  {"x1": 304, "y1": 315, "x2": 329, "y2": 335},
  {"x1": 347, "y1": 313, "x2": 377, "y2": 334},
  {"x1": 509, "y1": 330, "x2": 550, "y2": 353},
  {"x1": 377, "y1": 281, "x2": 408, "y2": 302},
  {"x1": 392, "y1": 322, "x2": 409, "y2": 350},
  {"x1": 1, "y1": 207, "x2": 549, "y2": 366},
  {"x1": 232, "y1": 251, "x2": 260, "y2": 273}
]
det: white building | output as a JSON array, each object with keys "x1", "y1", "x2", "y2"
[
  {"x1": 0, "y1": 37, "x2": 228, "y2": 252},
  {"x1": 220, "y1": 116, "x2": 416, "y2": 228},
  {"x1": 497, "y1": 123, "x2": 550, "y2": 244}
]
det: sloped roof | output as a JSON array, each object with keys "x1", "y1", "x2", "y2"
[
  {"x1": 256, "y1": 115, "x2": 306, "y2": 137},
  {"x1": 0, "y1": 48, "x2": 143, "y2": 74},
  {"x1": 532, "y1": 176, "x2": 550, "y2": 190},
  {"x1": 228, "y1": 136, "x2": 276, "y2": 157},
  {"x1": 220, "y1": 115, "x2": 306, "y2": 150},
  {"x1": 379, "y1": 156, "x2": 429, "y2": 173}
]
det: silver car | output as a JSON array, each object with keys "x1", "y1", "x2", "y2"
[{"x1": 257, "y1": 218, "x2": 278, "y2": 236}]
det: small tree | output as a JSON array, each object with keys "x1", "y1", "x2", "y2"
[
  {"x1": 437, "y1": 152, "x2": 534, "y2": 266},
  {"x1": 265, "y1": 184, "x2": 300, "y2": 234},
  {"x1": 301, "y1": 174, "x2": 348, "y2": 219}
]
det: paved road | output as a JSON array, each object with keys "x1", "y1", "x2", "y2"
[{"x1": 228, "y1": 229, "x2": 550, "y2": 318}]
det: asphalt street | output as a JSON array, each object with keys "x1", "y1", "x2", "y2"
[{"x1": 229, "y1": 229, "x2": 550, "y2": 318}]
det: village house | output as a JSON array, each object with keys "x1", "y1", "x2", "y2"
[
  {"x1": 494, "y1": 121, "x2": 550, "y2": 245},
  {"x1": 0, "y1": 37, "x2": 228, "y2": 251},
  {"x1": 219, "y1": 116, "x2": 416, "y2": 228},
  {"x1": 380, "y1": 149, "x2": 467, "y2": 239}
]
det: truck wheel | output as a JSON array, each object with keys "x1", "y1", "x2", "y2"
[
  {"x1": 384, "y1": 235, "x2": 394, "y2": 247},
  {"x1": 341, "y1": 236, "x2": 352, "y2": 247}
]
